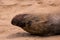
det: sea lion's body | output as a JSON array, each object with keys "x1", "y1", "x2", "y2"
[{"x1": 11, "y1": 13, "x2": 60, "y2": 36}]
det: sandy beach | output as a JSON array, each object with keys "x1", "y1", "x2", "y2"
[{"x1": 0, "y1": 0, "x2": 60, "y2": 40}]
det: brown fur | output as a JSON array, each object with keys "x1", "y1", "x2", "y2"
[{"x1": 11, "y1": 13, "x2": 60, "y2": 36}]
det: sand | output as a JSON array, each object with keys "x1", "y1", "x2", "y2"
[{"x1": 0, "y1": 0, "x2": 60, "y2": 40}]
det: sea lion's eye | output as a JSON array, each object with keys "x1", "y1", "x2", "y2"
[{"x1": 27, "y1": 21, "x2": 32, "y2": 26}]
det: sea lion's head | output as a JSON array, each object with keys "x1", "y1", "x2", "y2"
[
  {"x1": 11, "y1": 14, "x2": 39, "y2": 27},
  {"x1": 11, "y1": 14, "x2": 41, "y2": 27}
]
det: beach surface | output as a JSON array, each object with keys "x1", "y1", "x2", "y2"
[{"x1": 0, "y1": 0, "x2": 60, "y2": 40}]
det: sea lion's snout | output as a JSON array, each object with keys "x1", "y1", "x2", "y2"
[{"x1": 11, "y1": 14, "x2": 30, "y2": 28}]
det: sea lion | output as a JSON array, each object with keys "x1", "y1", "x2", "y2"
[{"x1": 11, "y1": 13, "x2": 60, "y2": 36}]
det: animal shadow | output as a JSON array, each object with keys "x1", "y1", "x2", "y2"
[
  {"x1": 7, "y1": 32, "x2": 60, "y2": 39},
  {"x1": 7, "y1": 32, "x2": 39, "y2": 39}
]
